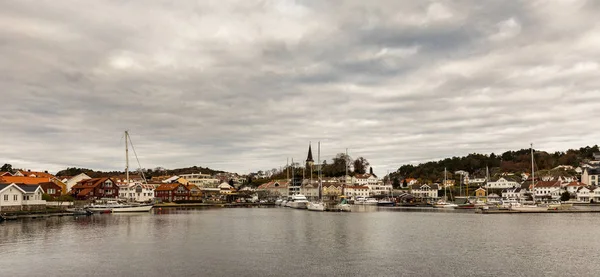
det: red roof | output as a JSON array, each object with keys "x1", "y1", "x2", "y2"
[
  {"x1": 534, "y1": 181, "x2": 561, "y2": 188},
  {"x1": 0, "y1": 176, "x2": 51, "y2": 185},
  {"x1": 72, "y1": 178, "x2": 112, "y2": 189},
  {"x1": 77, "y1": 188, "x2": 94, "y2": 197},
  {"x1": 156, "y1": 183, "x2": 188, "y2": 191},
  {"x1": 17, "y1": 170, "x2": 55, "y2": 179},
  {"x1": 566, "y1": 181, "x2": 586, "y2": 187}
]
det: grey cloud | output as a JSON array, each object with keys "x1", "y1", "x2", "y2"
[{"x1": 1, "y1": 1, "x2": 600, "y2": 176}]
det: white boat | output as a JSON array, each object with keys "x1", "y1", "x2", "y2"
[
  {"x1": 432, "y1": 200, "x2": 458, "y2": 208},
  {"x1": 509, "y1": 203, "x2": 548, "y2": 212},
  {"x1": 335, "y1": 198, "x2": 352, "y2": 212},
  {"x1": 275, "y1": 199, "x2": 283, "y2": 206},
  {"x1": 363, "y1": 198, "x2": 379, "y2": 205},
  {"x1": 86, "y1": 200, "x2": 153, "y2": 213},
  {"x1": 307, "y1": 201, "x2": 326, "y2": 211},
  {"x1": 288, "y1": 194, "x2": 309, "y2": 209},
  {"x1": 353, "y1": 196, "x2": 366, "y2": 205},
  {"x1": 282, "y1": 200, "x2": 289, "y2": 207}
]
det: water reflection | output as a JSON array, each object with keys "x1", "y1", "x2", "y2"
[{"x1": 1, "y1": 208, "x2": 600, "y2": 277}]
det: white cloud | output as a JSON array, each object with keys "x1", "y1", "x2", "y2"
[{"x1": 489, "y1": 18, "x2": 522, "y2": 41}]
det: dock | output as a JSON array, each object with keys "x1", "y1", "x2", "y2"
[{"x1": 476, "y1": 209, "x2": 600, "y2": 214}]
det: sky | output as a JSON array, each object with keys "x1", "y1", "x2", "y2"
[{"x1": 1, "y1": 0, "x2": 600, "y2": 176}]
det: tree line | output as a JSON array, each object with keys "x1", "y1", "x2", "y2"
[{"x1": 387, "y1": 145, "x2": 599, "y2": 187}]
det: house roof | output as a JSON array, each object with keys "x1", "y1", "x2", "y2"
[
  {"x1": 355, "y1": 174, "x2": 375, "y2": 179},
  {"x1": 0, "y1": 176, "x2": 51, "y2": 185},
  {"x1": 258, "y1": 180, "x2": 289, "y2": 189},
  {"x1": 0, "y1": 171, "x2": 12, "y2": 176},
  {"x1": 72, "y1": 178, "x2": 112, "y2": 189},
  {"x1": 534, "y1": 181, "x2": 561, "y2": 188},
  {"x1": 17, "y1": 170, "x2": 55, "y2": 179},
  {"x1": 566, "y1": 181, "x2": 587, "y2": 187},
  {"x1": 16, "y1": 184, "x2": 42, "y2": 193},
  {"x1": 409, "y1": 183, "x2": 439, "y2": 190},
  {"x1": 0, "y1": 183, "x2": 27, "y2": 194},
  {"x1": 156, "y1": 183, "x2": 187, "y2": 191},
  {"x1": 77, "y1": 188, "x2": 94, "y2": 197}
]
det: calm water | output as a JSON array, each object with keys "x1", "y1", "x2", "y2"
[{"x1": 2, "y1": 207, "x2": 600, "y2": 277}]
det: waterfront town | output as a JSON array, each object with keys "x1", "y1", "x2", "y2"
[{"x1": 1, "y1": 144, "x2": 600, "y2": 214}]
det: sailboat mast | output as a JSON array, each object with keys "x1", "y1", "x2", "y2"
[
  {"x1": 125, "y1": 130, "x2": 129, "y2": 186},
  {"x1": 318, "y1": 141, "x2": 321, "y2": 201},
  {"x1": 531, "y1": 143, "x2": 535, "y2": 203},
  {"x1": 444, "y1": 168, "x2": 447, "y2": 201},
  {"x1": 344, "y1": 148, "x2": 348, "y2": 197},
  {"x1": 486, "y1": 165, "x2": 489, "y2": 201}
]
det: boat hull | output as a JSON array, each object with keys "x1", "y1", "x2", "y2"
[
  {"x1": 335, "y1": 203, "x2": 352, "y2": 212},
  {"x1": 307, "y1": 202, "x2": 325, "y2": 211},
  {"x1": 510, "y1": 206, "x2": 548, "y2": 212},
  {"x1": 289, "y1": 202, "x2": 308, "y2": 209},
  {"x1": 111, "y1": 205, "x2": 154, "y2": 213}
]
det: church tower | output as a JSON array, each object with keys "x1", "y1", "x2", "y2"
[{"x1": 306, "y1": 143, "x2": 314, "y2": 179}]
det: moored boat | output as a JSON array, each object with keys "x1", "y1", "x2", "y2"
[
  {"x1": 363, "y1": 198, "x2": 379, "y2": 205},
  {"x1": 307, "y1": 201, "x2": 326, "y2": 211},
  {"x1": 377, "y1": 199, "x2": 395, "y2": 206},
  {"x1": 288, "y1": 194, "x2": 309, "y2": 209}
]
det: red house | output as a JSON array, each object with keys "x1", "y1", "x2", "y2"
[
  {"x1": 155, "y1": 183, "x2": 190, "y2": 202},
  {"x1": 39, "y1": 182, "x2": 63, "y2": 198},
  {"x1": 71, "y1": 178, "x2": 119, "y2": 200}
]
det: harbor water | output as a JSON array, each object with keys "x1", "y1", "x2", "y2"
[{"x1": 1, "y1": 207, "x2": 600, "y2": 276}]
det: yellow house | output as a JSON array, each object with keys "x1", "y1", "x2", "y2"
[
  {"x1": 475, "y1": 187, "x2": 487, "y2": 199},
  {"x1": 323, "y1": 184, "x2": 343, "y2": 196}
]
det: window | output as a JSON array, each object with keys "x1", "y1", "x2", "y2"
[
  {"x1": 14, "y1": 195, "x2": 18, "y2": 201},
  {"x1": 3, "y1": 195, "x2": 7, "y2": 201}
]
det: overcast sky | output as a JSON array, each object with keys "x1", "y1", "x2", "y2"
[{"x1": 1, "y1": 0, "x2": 600, "y2": 176}]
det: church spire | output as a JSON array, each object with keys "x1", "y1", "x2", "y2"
[{"x1": 306, "y1": 142, "x2": 314, "y2": 163}]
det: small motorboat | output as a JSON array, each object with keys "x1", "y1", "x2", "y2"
[{"x1": 67, "y1": 208, "x2": 93, "y2": 216}]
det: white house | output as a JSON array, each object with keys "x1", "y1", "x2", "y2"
[
  {"x1": 581, "y1": 168, "x2": 600, "y2": 187},
  {"x1": 576, "y1": 187, "x2": 595, "y2": 202},
  {"x1": 486, "y1": 177, "x2": 521, "y2": 189},
  {"x1": 180, "y1": 173, "x2": 220, "y2": 187},
  {"x1": 118, "y1": 182, "x2": 155, "y2": 202},
  {"x1": 353, "y1": 174, "x2": 378, "y2": 187},
  {"x1": 0, "y1": 183, "x2": 46, "y2": 212},
  {"x1": 1, "y1": 183, "x2": 25, "y2": 212},
  {"x1": 502, "y1": 187, "x2": 525, "y2": 201},
  {"x1": 409, "y1": 184, "x2": 439, "y2": 200},
  {"x1": 62, "y1": 173, "x2": 91, "y2": 193},
  {"x1": 367, "y1": 180, "x2": 393, "y2": 196},
  {"x1": 345, "y1": 185, "x2": 370, "y2": 199},
  {"x1": 566, "y1": 181, "x2": 587, "y2": 196},
  {"x1": 533, "y1": 181, "x2": 562, "y2": 199}
]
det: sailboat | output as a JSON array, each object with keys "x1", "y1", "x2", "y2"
[
  {"x1": 378, "y1": 172, "x2": 395, "y2": 206},
  {"x1": 308, "y1": 142, "x2": 326, "y2": 211},
  {"x1": 335, "y1": 148, "x2": 352, "y2": 212},
  {"x1": 510, "y1": 144, "x2": 547, "y2": 212},
  {"x1": 86, "y1": 131, "x2": 153, "y2": 213},
  {"x1": 433, "y1": 168, "x2": 458, "y2": 208}
]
